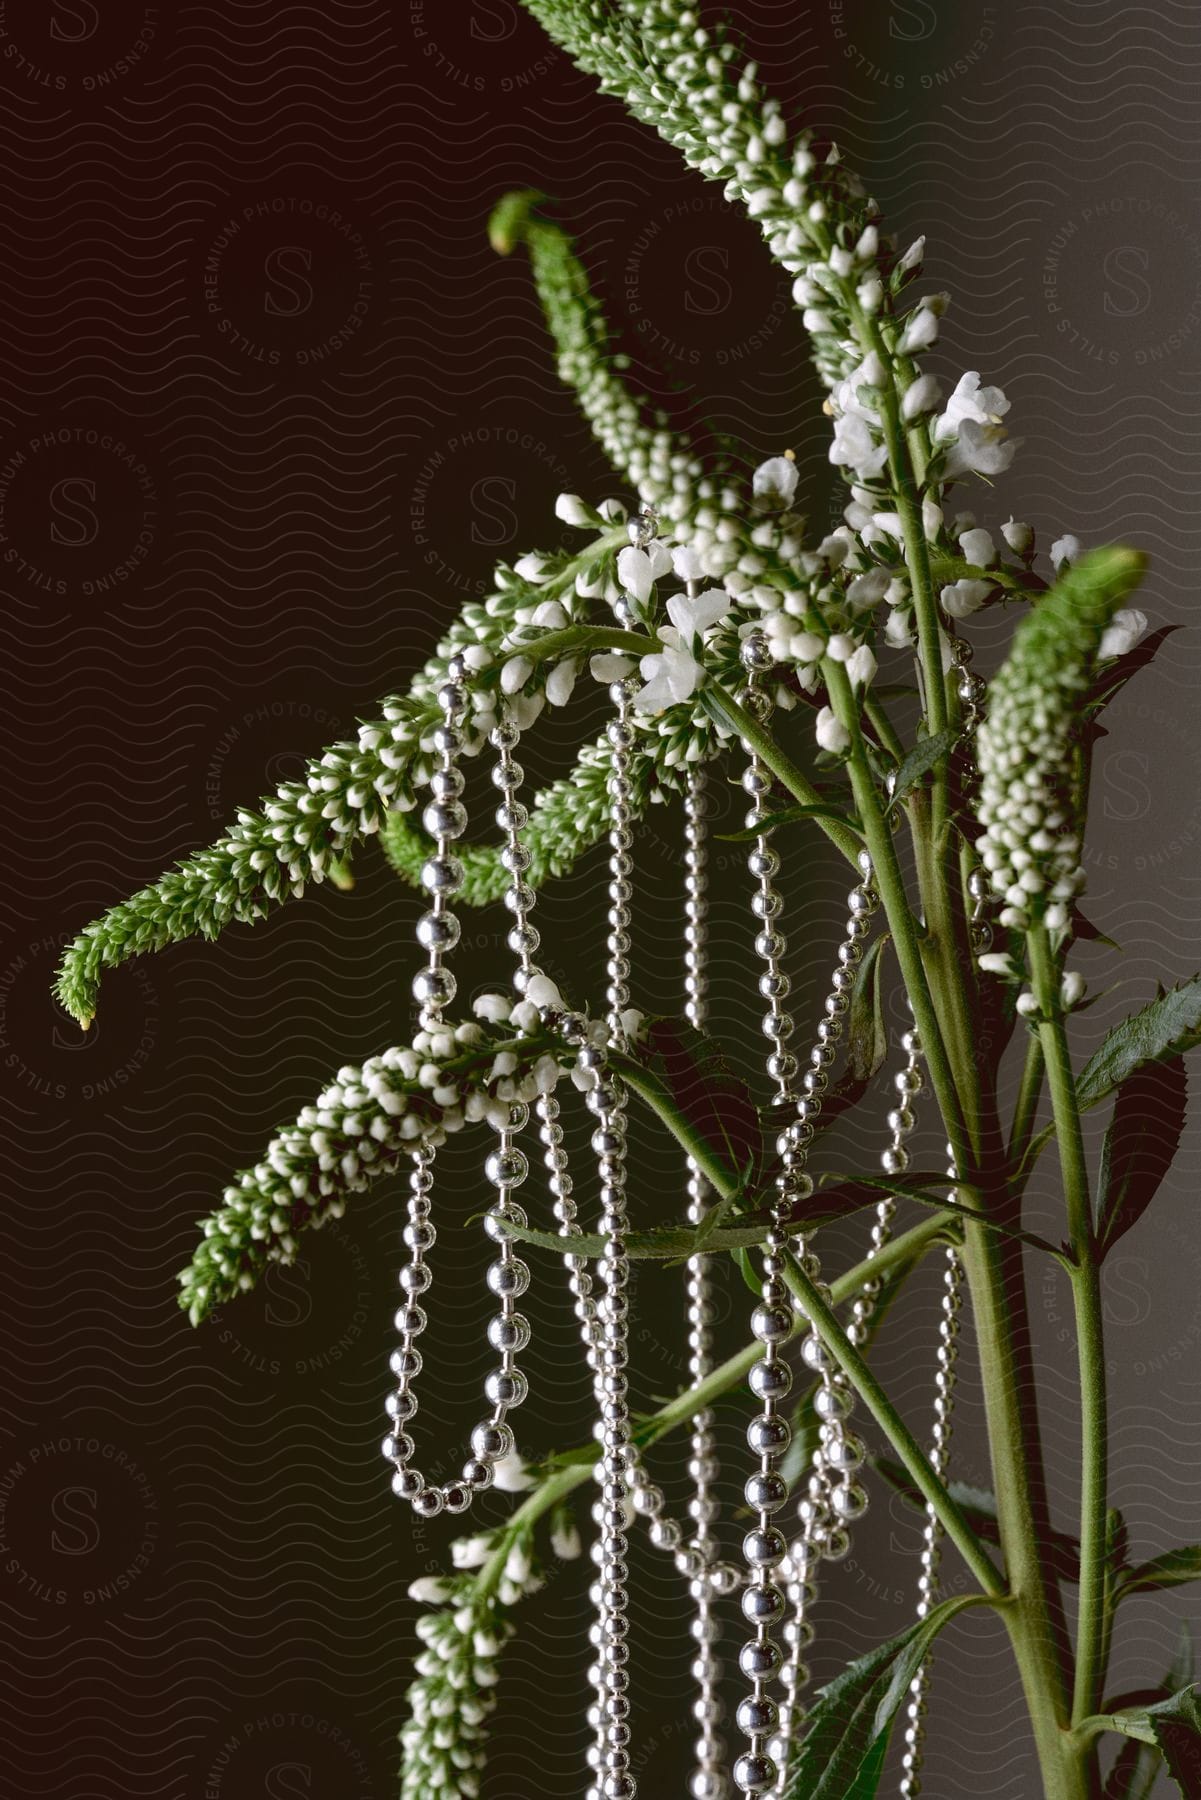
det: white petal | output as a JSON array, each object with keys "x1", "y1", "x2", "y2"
[
  {"x1": 815, "y1": 706, "x2": 850, "y2": 753},
  {"x1": 617, "y1": 545, "x2": 654, "y2": 603}
]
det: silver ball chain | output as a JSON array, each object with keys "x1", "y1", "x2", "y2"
[
  {"x1": 382, "y1": 658, "x2": 533, "y2": 1518},
  {"x1": 898, "y1": 1214, "x2": 964, "y2": 1797},
  {"x1": 732, "y1": 631, "x2": 882, "y2": 1798},
  {"x1": 682, "y1": 765, "x2": 732, "y2": 1800},
  {"x1": 581, "y1": 675, "x2": 641, "y2": 1800}
]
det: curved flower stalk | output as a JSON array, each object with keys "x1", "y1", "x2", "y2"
[
  {"x1": 53, "y1": 522, "x2": 630, "y2": 1029},
  {"x1": 178, "y1": 998, "x2": 616, "y2": 1325},
  {"x1": 400, "y1": 1552, "x2": 546, "y2": 1800},
  {"x1": 381, "y1": 731, "x2": 657, "y2": 906},
  {"x1": 975, "y1": 546, "x2": 1148, "y2": 943},
  {"x1": 491, "y1": 189, "x2": 739, "y2": 528}
]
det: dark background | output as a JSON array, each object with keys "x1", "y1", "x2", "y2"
[{"x1": 2, "y1": 2, "x2": 1199, "y2": 1795}]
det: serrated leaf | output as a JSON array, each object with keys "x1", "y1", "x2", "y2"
[
  {"x1": 1102, "y1": 1685, "x2": 1201, "y2": 1797},
  {"x1": 1105, "y1": 1635, "x2": 1198, "y2": 1800},
  {"x1": 1096, "y1": 1056, "x2": 1188, "y2": 1256},
  {"x1": 872, "y1": 1456, "x2": 1081, "y2": 1582},
  {"x1": 1077, "y1": 977, "x2": 1201, "y2": 1110},
  {"x1": 782, "y1": 1595, "x2": 986, "y2": 1799},
  {"x1": 887, "y1": 728, "x2": 962, "y2": 812},
  {"x1": 633, "y1": 1018, "x2": 761, "y2": 1191},
  {"x1": 1119, "y1": 1547, "x2": 1201, "y2": 1601}
]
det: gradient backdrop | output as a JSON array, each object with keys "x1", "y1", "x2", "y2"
[{"x1": 3, "y1": 2, "x2": 1199, "y2": 1795}]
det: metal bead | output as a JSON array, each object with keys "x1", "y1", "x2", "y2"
[
  {"x1": 732, "y1": 1752, "x2": 777, "y2": 1795},
  {"x1": 748, "y1": 1359, "x2": 792, "y2": 1402}
]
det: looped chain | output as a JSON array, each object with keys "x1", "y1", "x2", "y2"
[{"x1": 382, "y1": 665, "x2": 536, "y2": 1518}]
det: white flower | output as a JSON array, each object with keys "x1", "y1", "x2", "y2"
[
  {"x1": 545, "y1": 658, "x2": 580, "y2": 707},
  {"x1": 884, "y1": 608, "x2": 914, "y2": 648},
  {"x1": 847, "y1": 567, "x2": 891, "y2": 613},
  {"x1": 978, "y1": 951, "x2": 1017, "y2": 977},
  {"x1": 500, "y1": 655, "x2": 533, "y2": 695},
  {"x1": 617, "y1": 545, "x2": 655, "y2": 603},
  {"x1": 1001, "y1": 517, "x2": 1034, "y2": 557},
  {"x1": 1099, "y1": 607, "x2": 1148, "y2": 659},
  {"x1": 1051, "y1": 534, "x2": 1084, "y2": 572},
  {"x1": 846, "y1": 644, "x2": 878, "y2": 689},
  {"x1": 532, "y1": 598, "x2": 568, "y2": 629},
  {"x1": 902, "y1": 373, "x2": 943, "y2": 420},
  {"x1": 646, "y1": 538, "x2": 673, "y2": 579},
  {"x1": 551, "y1": 1519, "x2": 582, "y2": 1561},
  {"x1": 1015, "y1": 992, "x2": 1039, "y2": 1018},
  {"x1": 1061, "y1": 971, "x2": 1087, "y2": 1007},
  {"x1": 935, "y1": 372, "x2": 1010, "y2": 441},
  {"x1": 815, "y1": 706, "x2": 850, "y2": 753},
  {"x1": 590, "y1": 652, "x2": 636, "y2": 683},
  {"x1": 451, "y1": 1535, "x2": 493, "y2": 1569},
  {"x1": 492, "y1": 1453, "x2": 535, "y2": 1493},
  {"x1": 524, "y1": 973, "x2": 565, "y2": 1012},
  {"x1": 752, "y1": 455, "x2": 799, "y2": 506},
  {"x1": 900, "y1": 306, "x2": 939, "y2": 353},
  {"x1": 554, "y1": 492, "x2": 594, "y2": 527},
  {"x1": 671, "y1": 544, "x2": 705, "y2": 582},
  {"x1": 634, "y1": 644, "x2": 703, "y2": 713},
  {"x1": 944, "y1": 419, "x2": 1017, "y2": 478},
  {"x1": 408, "y1": 1576, "x2": 451, "y2": 1602},
  {"x1": 959, "y1": 527, "x2": 997, "y2": 568},
  {"x1": 830, "y1": 410, "x2": 888, "y2": 479},
  {"x1": 666, "y1": 586, "x2": 731, "y2": 642},
  {"x1": 941, "y1": 578, "x2": 993, "y2": 619},
  {"x1": 826, "y1": 633, "x2": 855, "y2": 662},
  {"x1": 472, "y1": 992, "x2": 512, "y2": 1024},
  {"x1": 513, "y1": 553, "x2": 550, "y2": 583},
  {"x1": 504, "y1": 1541, "x2": 532, "y2": 1585},
  {"x1": 898, "y1": 235, "x2": 926, "y2": 273}
]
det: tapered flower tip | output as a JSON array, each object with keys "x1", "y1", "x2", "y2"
[{"x1": 488, "y1": 188, "x2": 547, "y2": 256}]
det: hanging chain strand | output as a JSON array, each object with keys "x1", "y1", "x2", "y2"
[
  {"x1": 730, "y1": 634, "x2": 877, "y2": 1795},
  {"x1": 899, "y1": 1157, "x2": 965, "y2": 1797},
  {"x1": 384, "y1": 669, "x2": 541, "y2": 1519},
  {"x1": 581, "y1": 673, "x2": 640, "y2": 1800},
  {"x1": 732, "y1": 635, "x2": 803, "y2": 1800},
  {"x1": 683, "y1": 765, "x2": 731, "y2": 1800},
  {"x1": 897, "y1": 628, "x2": 978, "y2": 1794}
]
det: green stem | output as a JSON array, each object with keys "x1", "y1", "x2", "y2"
[
  {"x1": 823, "y1": 658, "x2": 972, "y2": 1174},
  {"x1": 701, "y1": 684, "x2": 865, "y2": 867},
  {"x1": 1008, "y1": 1035, "x2": 1046, "y2": 1171},
  {"x1": 1027, "y1": 926, "x2": 1108, "y2": 1731},
  {"x1": 785, "y1": 1252, "x2": 1006, "y2": 1598},
  {"x1": 864, "y1": 691, "x2": 906, "y2": 763}
]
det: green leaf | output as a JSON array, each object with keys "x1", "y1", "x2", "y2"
[
  {"x1": 1080, "y1": 624, "x2": 1179, "y2": 724},
  {"x1": 633, "y1": 1018, "x2": 761, "y2": 1191},
  {"x1": 1095, "y1": 1055, "x2": 1188, "y2": 1256},
  {"x1": 1118, "y1": 1547, "x2": 1201, "y2": 1602},
  {"x1": 1104, "y1": 1633, "x2": 1197, "y2": 1798},
  {"x1": 782, "y1": 1595, "x2": 987, "y2": 1799},
  {"x1": 887, "y1": 728, "x2": 962, "y2": 812},
  {"x1": 872, "y1": 1457, "x2": 1080, "y2": 1582},
  {"x1": 1077, "y1": 977, "x2": 1201, "y2": 1110},
  {"x1": 1100, "y1": 1686, "x2": 1201, "y2": 1798},
  {"x1": 819, "y1": 1171, "x2": 1063, "y2": 1257},
  {"x1": 717, "y1": 801, "x2": 863, "y2": 841},
  {"x1": 497, "y1": 1178, "x2": 912, "y2": 1263}
]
